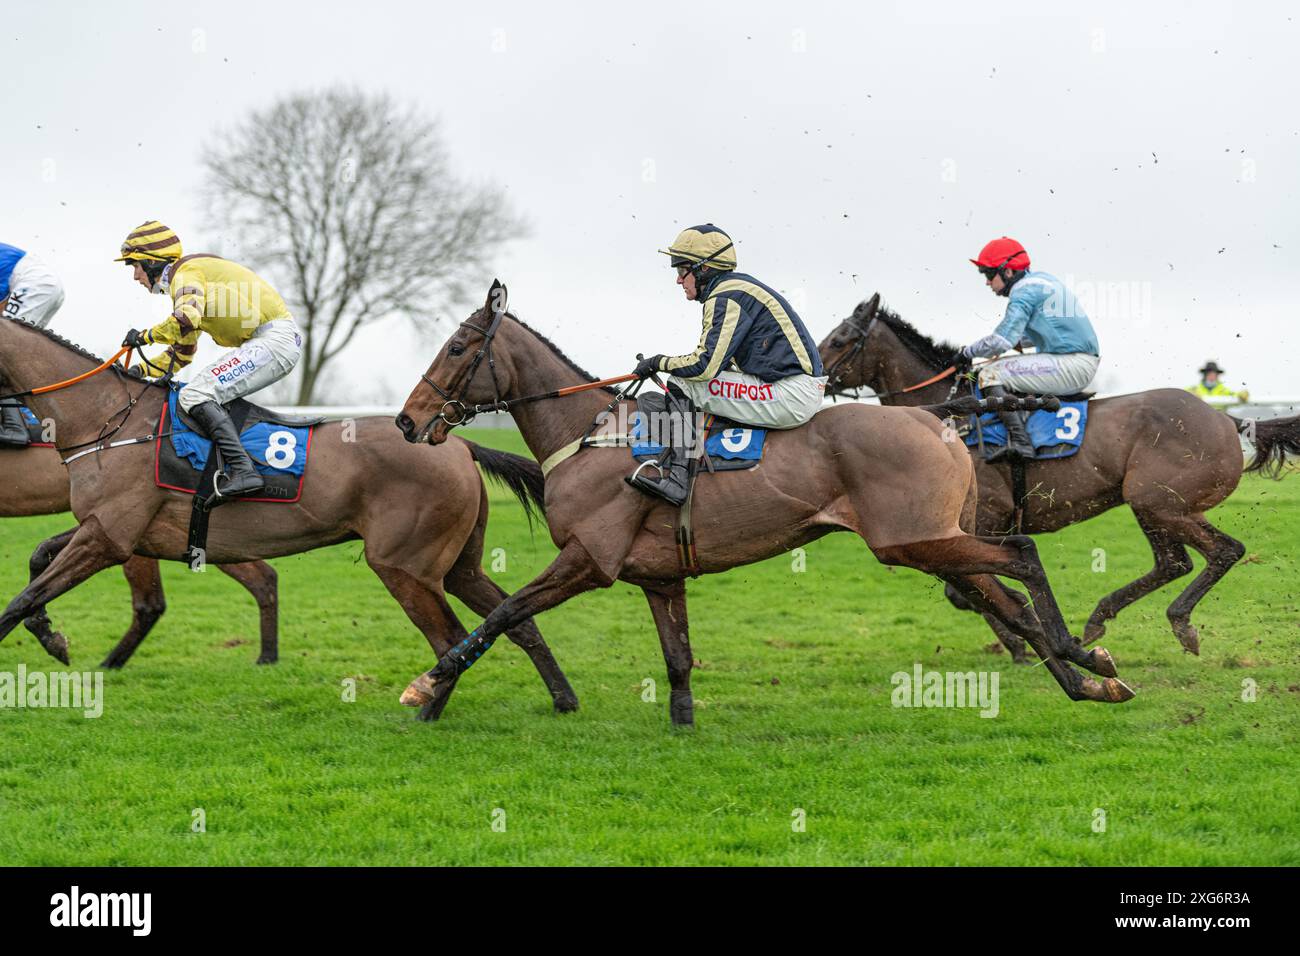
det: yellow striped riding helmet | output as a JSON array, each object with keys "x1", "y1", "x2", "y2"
[
  {"x1": 115, "y1": 221, "x2": 183, "y2": 263},
  {"x1": 658, "y1": 224, "x2": 737, "y2": 272}
]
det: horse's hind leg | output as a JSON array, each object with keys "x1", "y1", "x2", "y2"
[
  {"x1": 876, "y1": 534, "x2": 1133, "y2": 703},
  {"x1": 99, "y1": 557, "x2": 168, "y2": 669},
  {"x1": 1161, "y1": 515, "x2": 1245, "y2": 655},
  {"x1": 445, "y1": 553, "x2": 579, "y2": 714},
  {"x1": 20, "y1": 528, "x2": 77, "y2": 663},
  {"x1": 1083, "y1": 512, "x2": 1194, "y2": 646},
  {"x1": 643, "y1": 581, "x2": 695, "y2": 728},
  {"x1": 979, "y1": 535, "x2": 1123, "y2": 680},
  {"x1": 216, "y1": 561, "x2": 280, "y2": 664},
  {"x1": 945, "y1": 581, "x2": 1028, "y2": 663}
]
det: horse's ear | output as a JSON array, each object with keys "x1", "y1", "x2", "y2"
[
  {"x1": 487, "y1": 279, "x2": 508, "y2": 314},
  {"x1": 862, "y1": 292, "x2": 881, "y2": 321}
]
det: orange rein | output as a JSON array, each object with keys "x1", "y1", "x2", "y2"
[
  {"x1": 552, "y1": 373, "x2": 638, "y2": 398},
  {"x1": 27, "y1": 346, "x2": 134, "y2": 396}
]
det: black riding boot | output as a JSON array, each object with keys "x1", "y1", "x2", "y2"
[
  {"x1": 625, "y1": 387, "x2": 698, "y2": 506},
  {"x1": 984, "y1": 385, "x2": 1036, "y2": 463},
  {"x1": 187, "y1": 401, "x2": 266, "y2": 498},
  {"x1": 0, "y1": 399, "x2": 30, "y2": 447}
]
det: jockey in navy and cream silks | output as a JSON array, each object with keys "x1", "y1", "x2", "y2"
[
  {"x1": 1, "y1": 241, "x2": 66, "y2": 445},
  {"x1": 953, "y1": 237, "x2": 1100, "y2": 461},
  {"x1": 627, "y1": 224, "x2": 827, "y2": 505}
]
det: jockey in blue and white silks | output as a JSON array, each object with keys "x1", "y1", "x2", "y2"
[
  {"x1": 1, "y1": 242, "x2": 66, "y2": 445},
  {"x1": 955, "y1": 237, "x2": 1101, "y2": 461}
]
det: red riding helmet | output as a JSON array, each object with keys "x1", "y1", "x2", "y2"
[{"x1": 970, "y1": 237, "x2": 1030, "y2": 272}]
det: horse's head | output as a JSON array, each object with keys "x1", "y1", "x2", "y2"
[
  {"x1": 819, "y1": 292, "x2": 883, "y2": 395},
  {"x1": 397, "y1": 279, "x2": 519, "y2": 444}
]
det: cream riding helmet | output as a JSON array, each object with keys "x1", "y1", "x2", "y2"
[{"x1": 658, "y1": 224, "x2": 738, "y2": 284}]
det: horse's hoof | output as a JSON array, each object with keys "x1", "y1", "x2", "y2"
[
  {"x1": 44, "y1": 633, "x2": 70, "y2": 665},
  {"x1": 553, "y1": 695, "x2": 579, "y2": 714},
  {"x1": 255, "y1": 655, "x2": 278, "y2": 665},
  {"x1": 99, "y1": 659, "x2": 125, "y2": 670},
  {"x1": 400, "y1": 673, "x2": 437, "y2": 707},
  {"x1": 1173, "y1": 621, "x2": 1200, "y2": 655},
  {"x1": 1102, "y1": 677, "x2": 1136, "y2": 703},
  {"x1": 1091, "y1": 647, "x2": 1119, "y2": 679}
]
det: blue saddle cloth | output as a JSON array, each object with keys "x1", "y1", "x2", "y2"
[
  {"x1": 963, "y1": 387, "x2": 1087, "y2": 460},
  {"x1": 630, "y1": 411, "x2": 766, "y2": 464},
  {"x1": 167, "y1": 387, "x2": 309, "y2": 477}
]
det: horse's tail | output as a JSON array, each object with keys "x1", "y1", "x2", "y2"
[
  {"x1": 919, "y1": 394, "x2": 1062, "y2": 420},
  {"x1": 1240, "y1": 414, "x2": 1300, "y2": 478},
  {"x1": 462, "y1": 440, "x2": 547, "y2": 528}
]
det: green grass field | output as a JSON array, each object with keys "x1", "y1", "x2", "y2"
[{"x1": 1, "y1": 428, "x2": 1297, "y2": 865}]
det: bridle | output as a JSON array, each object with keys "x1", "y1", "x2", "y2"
[
  {"x1": 824, "y1": 310, "x2": 879, "y2": 395},
  {"x1": 417, "y1": 304, "x2": 508, "y2": 434},
  {"x1": 411, "y1": 302, "x2": 640, "y2": 442},
  {"x1": 823, "y1": 309, "x2": 965, "y2": 402}
]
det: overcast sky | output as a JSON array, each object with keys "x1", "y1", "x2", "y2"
[{"x1": 5, "y1": 1, "x2": 1297, "y2": 403}]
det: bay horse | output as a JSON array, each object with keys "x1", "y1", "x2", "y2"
[
  {"x1": 0, "y1": 318, "x2": 577, "y2": 716},
  {"x1": 817, "y1": 293, "x2": 1291, "y2": 655},
  {"x1": 394, "y1": 281, "x2": 1134, "y2": 728},
  {"x1": 2, "y1": 440, "x2": 279, "y2": 668}
]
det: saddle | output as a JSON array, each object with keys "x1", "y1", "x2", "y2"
[
  {"x1": 630, "y1": 392, "x2": 767, "y2": 474},
  {"x1": 631, "y1": 391, "x2": 772, "y2": 577},
  {"x1": 156, "y1": 386, "x2": 325, "y2": 566},
  {"x1": 961, "y1": 385, "x2": 1092, "y2": 463}
]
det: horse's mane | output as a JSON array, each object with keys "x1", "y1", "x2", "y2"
[
  {"x1": 19, "y1": 321, "x2": 107, "y2": 364},
  {"x1": 860, "y1": 300, "x2": 960, "y2": 372},
  {"x1": 14, "y1": 321, "x2": 166, "y2": 388},
  {"x1": 510, "y1": 314, "x2": 618, "y2": 394}
]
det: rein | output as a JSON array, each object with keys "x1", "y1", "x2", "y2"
[
  {"x1": 0, "y1": 343, "x2": 163, "y2": 462},
  {"x1": 825, "y1": 312, "x2": 969, "y2": 401}
]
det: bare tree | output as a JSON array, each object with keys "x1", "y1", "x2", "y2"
[{"x1": 201, "y1": 87, "x2": 526, "y2": 404}]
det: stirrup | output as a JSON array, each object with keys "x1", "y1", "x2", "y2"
[{"x1": 628, "y1": 459, "x2": 666, "y2": 482}]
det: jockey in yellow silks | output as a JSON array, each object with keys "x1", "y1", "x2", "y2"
[{"x1": 116, "y1": 221, "x2": 303, "y2": 498}]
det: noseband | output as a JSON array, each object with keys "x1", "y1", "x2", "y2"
[{"x1": 416, "y1": 306, "x2": 508, "y2": 437}]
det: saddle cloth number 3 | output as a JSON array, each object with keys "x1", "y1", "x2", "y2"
[
  {"x1": 265, "y1": 430, "x2": 298, "y2": 469},
  {"x1": 1054, "y1": 406, "x2": 1081, "y2": 441}
]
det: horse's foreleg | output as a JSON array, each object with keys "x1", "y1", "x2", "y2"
[
  {"x1": 216, "y1": 561, "x2": 279, "y2": 664},
  {"x1": 0, "y1": 517, "x2": 127, "y2": 645},
  {"x1": 1083, "y1": 513, "x2": 1194, "y2": 646},
  {"x1": 20, "y1": 527, "x2": 77, "y2": 663},
  {"x1": 445, "y1": 557, "x2": 579, "y2": 714},
  {"x1": 643, "y1": 581, "x2": 695, "y2": 728},
  {"x1": 99, "y1": 557, "x2": 167, "y2": 669},
  {"x1": 367, "y1": 563, "x2": 465, "y2": 720},
  {"x1": 400, "y1": 539, "x2": 612, "y2": 712}
]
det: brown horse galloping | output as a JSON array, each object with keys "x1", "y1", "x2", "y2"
[
  {"x1": 0, "y1": 318, "x2": 577, "y2": 715},
  {"x1": 2, "y1": 441, "x2": 279, "y2": 667},
  {"x1": 818, "y1": 293, "x2": 1290, "y2": 655},
  {"x1": 394, "y1": 281, "x2": 1134, "y2": 728}
]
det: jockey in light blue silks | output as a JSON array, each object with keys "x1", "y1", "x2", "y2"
[
  {"x1": 0, "y1": 242, "x2": 66, "y2": 445},
  {"x1": 951, "y1": 236, "x2": 1100, "y2": 462}
]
